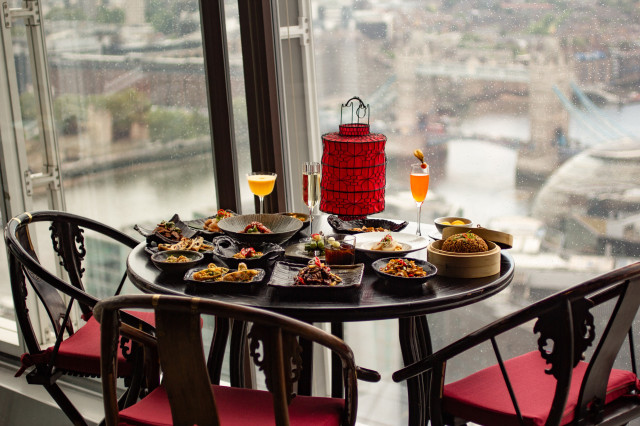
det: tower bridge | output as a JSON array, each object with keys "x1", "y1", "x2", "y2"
[
  {"x1": 392, "y1": 38, "x2": 589, "y2": 183},
  {"x1": 416, "y1": 63, "x2": 530, "y2": 83}
]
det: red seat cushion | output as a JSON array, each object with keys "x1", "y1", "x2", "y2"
[
  {"x1": 118, "y1": 384, "x2": 345, "y2": 426},
  {"x1": 443, "y1": 350, "x2": 640, "y2": 426},
  {"x1": 18, "y1": 311, "x2": 155, "y2": 378}
]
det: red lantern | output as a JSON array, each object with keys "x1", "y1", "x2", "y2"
[{"x1": 320, "y1": 97, "x2": 386, "y2": 219}]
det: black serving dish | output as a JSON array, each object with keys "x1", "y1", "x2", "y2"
[
  {"x1": 284, "y1": 242, "x2": 325, "y2": 263},
  {"x1": 371, "y1": 257, "x2": 437, "y2": 285},
  {"x1": 134, "y1": 214, "x2": 197, "y2": 245},
  {"x1": 184, "y1": 265, "x2": 266, "y2": 293},
  {"x1": 183, "y1": 210, "x2": 237, "y2": 238},
  {"x1": 217, "y1": 214, "x2": 303, "y2": 245},
  {"x1": 210, "y1": 235, "x2": 284, "y2": 269},
  {"x1": 267, "y1": 261, "x2": 364, "y2": 298},
  {"x1": 144, "y1": 237, "x2": 215, "y2": 259},
  {"x1": 327, "y1": 215, "x2": 408, "y2": 234},
  {"x1": 150, "y1": 250, "x2": 205, "y2": 276},
  {"x1": 278, "y1": 212, "x2": 310, "y2": 230}
]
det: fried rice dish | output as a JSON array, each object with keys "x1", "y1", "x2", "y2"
[{"x1": 441, "y1": 231, "x2": 489, "y2": 253}]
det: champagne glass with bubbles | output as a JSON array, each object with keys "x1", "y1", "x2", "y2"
[{"x1": 302, "y1": 162, "x2": 321, "y2": 234}]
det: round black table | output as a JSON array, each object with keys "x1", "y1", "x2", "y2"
[{"x1": 127, "y1": 221, "x2": 514, "y2": 426}]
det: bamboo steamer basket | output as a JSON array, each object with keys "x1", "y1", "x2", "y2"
[{"x1": 428, "y1": 226, "x2": 511, "y2": 278}]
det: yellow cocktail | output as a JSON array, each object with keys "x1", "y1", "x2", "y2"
[
  {"x1": 247, "y1": 174, "x2": 277, "y2": 197},
  {"x1": 247, "y1": 172, "x2": 277, "y2": 213}
]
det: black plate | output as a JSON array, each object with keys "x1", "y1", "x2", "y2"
[
  {"x1": 183, "y1": 210, "x2": 237, "y2": 237},
  {"x1": 144, "y1": 237, "x2": 215, "y2": 258},
  {"x1": 371, "y1": 257, "x2": 437, "y2": 285},
  {"x1": 268, "y1": 261, "x2": 364, "y2": 297},
  {"x1": 210, "y1": 235, "x2": 284, "y2": 269},
  {"x1": 327, "y1": 215, "x2": 409, "y2": 234},
  {"x1": 283, "y1": 242, "x2": 326, "y2": 263},
  {"x1": 278, "y1": 212, "x2": 310, "y2": 230},
  {"x1": 184, "y1": 265, "x2": 266, "y2": 293},
  {"x1": 134, "y1": 214, "x2": 197, "y2": 245}
]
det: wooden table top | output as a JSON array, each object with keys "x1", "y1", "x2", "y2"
[{"x1": 127, "y1": 217, "x2": 514, "y2": 322}]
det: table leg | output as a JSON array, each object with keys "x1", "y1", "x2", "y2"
[
  {"x1": 399, "y1": 316, "x2": 432, "y2": 426},
  {"x1": 298, "y1": 336, "x2": 313, "y2": 395},
  {"x1": 207, "y1": 317, "x2": 230, "y2": 384},
  {"x1": 331, "y1": 322, "x2": 344, "y2": 398},
  {"x1": 230, "y1": 319, "x2": 248, "y2": 387}
]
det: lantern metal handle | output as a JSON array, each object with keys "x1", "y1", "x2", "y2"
[{"x1": 340, "y1": 96, "x2": 370, "y2": 126}]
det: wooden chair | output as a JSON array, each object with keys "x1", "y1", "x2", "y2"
[
  {"x1": 393, "y1": 262, "x2": 640, "y2": 426},
  {"x1": 95, "y1": 294, "x2": 381, "y2": 426},
  {"x1": 4, "y1": 210, "x2": 156, "y2": 426}
]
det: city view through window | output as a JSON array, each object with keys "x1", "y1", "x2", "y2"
[
  {"x1": 310, "y1": 1, "x2": 640, "y2": 422},
  {"x1": 312, "y1": 0, "x2": 640, "y2": 287},
  {"x1": 0, "y1": 0, "x2": 639, "y2": 423}
]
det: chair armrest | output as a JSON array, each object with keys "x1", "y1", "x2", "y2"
[
  {"x1": 356, "y1": 366, "x2": 381, "y2": 382},
  {"x1": 392, "y1": 353, "x2": 439, "y2": 383}
]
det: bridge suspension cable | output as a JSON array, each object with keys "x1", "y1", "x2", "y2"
[
  {"x1": 570, "y1": 82, "x2": 633, "y2": 139},
  {"x1": 552, "y1": 85, "x2": 616, "y2": 146}
]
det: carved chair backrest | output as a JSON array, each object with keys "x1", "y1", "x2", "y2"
[
  {"x1": 392, "y1": 262, "x2": 640, "y2": 426},
  {"x1": 5, "y1": 211, "x2": 139, "y2": 352},
  {"x1": 528, "y1": 269, "x2": 640, "y2": 425},
  {"x1": 96, "y1": 294, "x2": 359, "y2": 426}
]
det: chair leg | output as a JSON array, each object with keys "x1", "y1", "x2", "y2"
[{"x1": 43, "y1": 382, "x2": 89, "y2": 426}]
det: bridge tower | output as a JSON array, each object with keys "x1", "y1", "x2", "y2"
[{"x1": 517, "y1": 38, "x2": 571, "y2": 184}]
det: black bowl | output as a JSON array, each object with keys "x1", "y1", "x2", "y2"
[
  {"x1": 371, "y1": 257, "x2": 437, "y2": 285},
  {"x1": 217, "y1": 214, "x2": 303, "y2": 245},
  {"x1": 150, "y1": 250, "x2": 205, "y2": 275},
  {"x1": 211, "y1": 235, "x2": 284, "y2": 269}
]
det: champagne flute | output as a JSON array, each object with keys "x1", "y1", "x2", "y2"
[
  {"x1": 410, "y1": 163, "x2": 430, "y2": 236},
  {"x1": 302, "y1": 162, "x2": 321, "y2": 234},
  {"x1": 247, "y1": 172, "x2": 277, "y2": 214}
]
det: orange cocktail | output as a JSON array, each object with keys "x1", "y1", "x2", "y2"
[
  {"x1": 247, "y1": 174, "x2": 277, "y2": 197},
  {"x1": 410, "y1": 173, "x2": 430, "y2": 203},
  {"x1": 410, "y1": 162, "x2": 430, "y2": 236}
]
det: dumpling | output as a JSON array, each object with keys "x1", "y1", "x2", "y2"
[{"x1": 371, "y1": 234, "x2": 403, "y2": 251}]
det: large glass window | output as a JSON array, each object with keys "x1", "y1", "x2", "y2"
[
  {"x1": 309, "y1": 2, "x2": 640, "y2": 423},
  {"x1": 0, "y1": 0, "x2": 246, "y2": 362},
  {"x1": 41, "y1": 0, "x2": 218, "y2": 225}
]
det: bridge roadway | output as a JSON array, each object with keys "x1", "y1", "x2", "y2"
[{"x1": 416, "y1": 63, "x2": 530, "y2": 82}]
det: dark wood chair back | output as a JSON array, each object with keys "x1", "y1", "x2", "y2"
[
  {"x1": 4, "y1": 210, "x2": 152, "y2": 425},
  {"x1": 95, "y1": 294, "x2": 370, "y2": 426},
  {"x1": 393, "y1": 262, "x2": 640, "y2": 426}
]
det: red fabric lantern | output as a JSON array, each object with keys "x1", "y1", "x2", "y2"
[{"x1": 320, "y1": 97, "x2": 386, "y2": 219}]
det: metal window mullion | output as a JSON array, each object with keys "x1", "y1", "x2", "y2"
[
  {"x1": 0, "y1": 4, "x2": 31, "y2": 219},
  {"x1": 0, "y1": 9, "x2": 41, "y2": 354},
  {"x1": 22, "y1": 0, "x2": 64, "y2": 211},
  {"x1": 275, "y1": 0, "x2": 321, "y2": 212},
  {"x1": 296, "y1": 0, "x2": 320, "y2": 162}
]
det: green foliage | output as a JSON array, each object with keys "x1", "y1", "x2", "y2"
[
  {"x1": 45, "y1": 6, "x2": 86, "y2": 21},
  {"x1": 148, "y1": 109, "x2": 210, "y2": 143},
  {"x1": 98, "y1": 89, "x2": 151, "y2": 140},
  {"x1": 528, "y1": 10, "x2": 570, "y2": 35},
  {"x1": 95, "y1": 6, "x2": 125, "y2": 24}
]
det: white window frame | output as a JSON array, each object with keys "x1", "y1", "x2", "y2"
[{"x1": 0, "y1": 0, "x2": 66, "y2": 355}]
